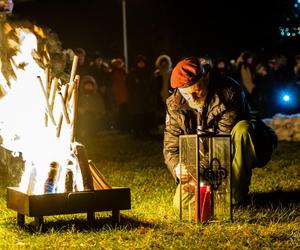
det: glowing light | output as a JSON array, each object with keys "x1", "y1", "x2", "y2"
[{"x1": 283, "y1": 95, "x2": 290, "y2": 102}]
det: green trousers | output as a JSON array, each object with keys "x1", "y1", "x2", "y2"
[{"x1": 173, "y1": 120, "x2": 256, "y2": 208}]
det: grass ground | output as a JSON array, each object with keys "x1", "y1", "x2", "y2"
[{"x1": 0, "y1": 132, "x2": 299, "y2": 249}]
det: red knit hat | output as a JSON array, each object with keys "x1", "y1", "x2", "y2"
[{"x1": 170, "y1": 57, "x2": 205, "y2": 88}]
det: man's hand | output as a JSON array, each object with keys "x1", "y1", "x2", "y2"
[{"x1": 175, "y1": 163, "x2": 190, "y2": 183}]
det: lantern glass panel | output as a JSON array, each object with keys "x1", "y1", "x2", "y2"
[{"x1": 179, "y1": 134, "x2": 232, "y2": 223}]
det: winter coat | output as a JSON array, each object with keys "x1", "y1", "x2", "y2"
[
  {"x1": 111, "y1": 68, "x2": 128, "y2": 105},
  {"x1": 127, "y1": 67, "x2": 152, "y2": 114},
  {"x1": 78, "y1": 78, "x2": 106, "y2": 117},
  {"x1": 163, "y1": 70, "x2": 251, "y2": 179}
]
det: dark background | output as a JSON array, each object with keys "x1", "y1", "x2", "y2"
[{"x1": 11, "y1": 0, "x2": 299, "y2": 64}]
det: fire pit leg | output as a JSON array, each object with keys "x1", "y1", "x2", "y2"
[
  {"x1": 34, "y1": 216, "x2": 44, "y2": 229},
  {"x1": 87, "y1": 212, "x2": 95, "y2": 223},
  {"x1": 17, "y1": 213, "x2": 25, "y2": 227},
  {"x1": 112, "y1": 210, "x2": 120, "y2": 224}
]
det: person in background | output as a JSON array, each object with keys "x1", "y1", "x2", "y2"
[
  {"x1": 293, "y1": 54, "x2": 300, "y2": 85},
  {"x1": 74, "y1": 48, "x2": 90, "y2": 78},
  {"x1": 153, "y1": 54, "x2": 173, "y2": 127},
  {"x1": 77, "y1": 75, "x2": 106, "y2": 141},
  {"x1": 291, "y1": 54, "x2": 300, "y2": 114},
  {"x1": 236, "y1": 51, "x2": 256, "y2": 109},
  {"x1": 213, "y1": 57, "x2": 230, "y2": 75},
  {"x1": 253, "y1": 63, "x2": 272, "y2": 117},
  {"x1": 110, "y1": 58, "x2": 129, "y2": 133},
  {"x1": 127, "y1": 55, "x2": 152, "y2": 137},
  {"x1": 89, "y1": 54, "x2": 111, "y2": 129}
]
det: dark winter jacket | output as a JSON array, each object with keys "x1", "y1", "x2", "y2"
[
  {"x1": 127, "y1": 67, "x2": 152, "y2": 114},
  {"x1": 163, "y1": 70, "x2": 251, "y2": 179}
]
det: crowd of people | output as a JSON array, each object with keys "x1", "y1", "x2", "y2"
[
  {"x1": 72, "y1": 48, "x2": 173, "y2": 141},
  {"x1": 68, "y1": 48, "x2": 300, "y2": 141}
]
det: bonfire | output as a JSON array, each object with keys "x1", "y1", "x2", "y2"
[{"x1": 0, "y1": 0, "x2": 130, "y2": 228}]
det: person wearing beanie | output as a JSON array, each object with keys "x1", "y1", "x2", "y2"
[
  {"x1": 152, "y1": 54, "x2": 173, "y2": 127},
  {"x1": 163, "y1": 57, "x2": 277, "y2": 208}
]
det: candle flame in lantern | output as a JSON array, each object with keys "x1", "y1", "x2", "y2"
[{"x1": 0, "y1": 25, "x2": 83, "y2": 194}]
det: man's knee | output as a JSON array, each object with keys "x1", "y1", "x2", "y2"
[{"x1": 231, "y1": 120, "x2": 253, "y2": 139}]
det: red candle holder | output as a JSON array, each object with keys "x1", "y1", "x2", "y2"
[{"x1": 195, "y1": 184, "x2": 211, "y2": 223}]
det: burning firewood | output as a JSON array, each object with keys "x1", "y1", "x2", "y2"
[
  {"x1": 37, "y1": 75, "x2": 57, "y2": 126},
  {"x1": 56, "y1": 56, "x2": 78, "y2": 138},
  {"x1": 50, "y1": 77, "x2": 59, "y2": 111},
  {"x1": 58, "y1": 92, "x2": 70, "y2": 124},
  {"x1": 71, "y1": 75, "x2": 80, "y2": 142},
  {"x1": 44, "y1": 161, "x2": 59, "y2": 194},
  {"x1": 74, "y1": 143, "x2": 94, "y2": 191},
  {"x1": 89, "y1": 160, "x2": 111, "y2": 190},
  {"x1": 0, "y1": 12, "x2": 112, "y2": 195}
]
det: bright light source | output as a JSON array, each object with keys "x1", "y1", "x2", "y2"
[{"x1": 283, "y1": 95, "x2": 290, "y2": 102}]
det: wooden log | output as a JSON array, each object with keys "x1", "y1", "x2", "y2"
[
  {"x1": 37, "y1": 76, "x2": 56, "y2": 127},
  {"x1": 50, "y1": 77, "x2": 59, "y2": 111},
  {"x1": 69, "y1": 55, "x2": 79, "y2": 83},
  {"x1": 67, "y1": 81, "x2": 75, "y2": 103},
  {"x1": 58, "y1": 92, "x2": 70, "y2": 124},
  {"x1": 88, "y1": 160, "x2": 111, "y2": 190},
  {"x1": 45, "y1": 67, "x2": 52, "y2": 98},
  {"x1": 56, "y1": 84, "x2": 70, "y2": 138},
  {"x1": 74, "y1": 144, "x2": 94, "y2": 191},
  {"x1": 44, "y1": 67, "x2": 51, "y2": 127},
  {"x1": 71, "y1": 75, "x2": 80, "y2": 142}
]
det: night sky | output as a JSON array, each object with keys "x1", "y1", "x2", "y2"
[{"x1": 11, "y1": 0, "x2": 295, "y2": 64}]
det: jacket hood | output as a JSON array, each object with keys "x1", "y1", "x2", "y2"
[
  {"x1": 80, "y1": 75, "x2": 98, "y2": 94},
  {"x1": 155, "y1": 54, "x2": 172, "y2": 69}
]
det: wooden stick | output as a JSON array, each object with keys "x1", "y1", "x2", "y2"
[
  {"x1": 56, "y1": 84, "x2": 69, "y2": 138},
  {"x1": 37, "y1": 76, "x2": 56, "y2": 127},
  {"x1": 69, "y1": 55, "x2": 79, "y2": 83},
  {"x1": 58, "y1": 92, "x2": 70, "y2": 124},
  {"x1": 74, "y1": 143, "x2": 94, "y2": 191},
  {"x1": 45, "y1": 67, "x2": 52, "y2": 97},
  {"x1": 50, "y1": 77, "x2": 59, "y2": 111},
  {"x1": 56, "y1": 55, "x2": 78, "y2": 137},
  {"x1": 44, "y1": 67, "x2": 51, "y2": 127},
  {"x1": 71, "y1": 75, "x2": 80, "y2": 142},
  {"x1": 67, "y1": 79, "x2": 76, "y2": 103}
]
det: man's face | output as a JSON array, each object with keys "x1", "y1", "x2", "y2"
[
  {"x1": 78, "y1": 53, "x2": 85, "y2": 66},
  {"x1": 95, "y1": 57, "x2": 103, "y2": 68},
  {"x1": 179, "y1": 80, "x2": 207, "y2": 110},
  {"x1": 83, "y1": 82, "x2": 95, "y2": 94},
  {"x1": 137, "y1": 60, "x2": 145, "y2": 68}
]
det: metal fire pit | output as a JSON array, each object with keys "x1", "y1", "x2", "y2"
[{"x1": 7, "y1": 187, "x2": 131, "y2": 228}]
